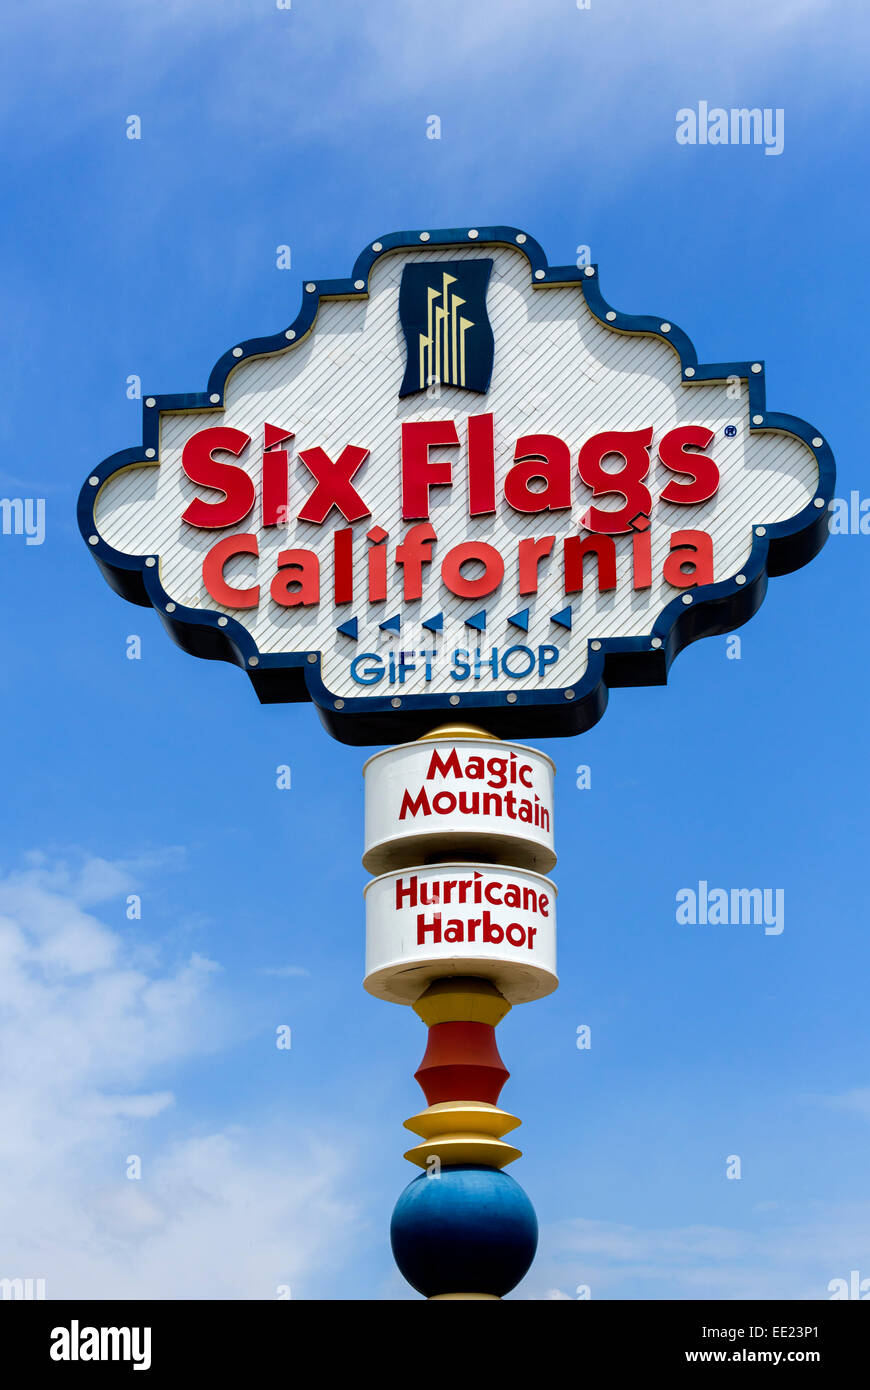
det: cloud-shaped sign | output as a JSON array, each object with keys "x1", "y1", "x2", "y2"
[{"x1": 79, "y1": 226, "x2": 835, "y2": 745}]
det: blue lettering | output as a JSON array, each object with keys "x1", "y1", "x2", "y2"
[
  {"x1": 501, "y1": 645, "x2": 535, "y2": 678},
  {"x1": 538, "y1": 644, "x2": 559, "y2": 676},
  {"x1": 350, "y1": 653, "x2": 385, "y2": 685},
  {"x1": 451, "y1": 648, "x2": 471, "y2": 680}
]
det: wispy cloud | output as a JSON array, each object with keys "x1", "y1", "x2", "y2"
[
  {"x1": 0, "y1": 853, "x2": 363, "y2": 1297},
  {"x1": 2, "y1": 0, "x2": 863, "y2": 169},
  {"x1": 816, "y1": 1088, "x2": 870, "y2": 1120},
  {"x1": 528, "y1": 1206, "x2": 870, "y2": 1300}
]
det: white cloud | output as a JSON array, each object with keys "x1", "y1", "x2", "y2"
[
  {"x1": 0, "y1": 853, "x2": 362, "y2": 1298},
  {"x1": 818, "y1": 1088, "x2": 870, "y2": 1120},
  {"x1": 1, "y1": 0, "x2": 863, "y2": 163},
  {"x1": 528, "y1": 1207, "x2": 870, "y2": 1300}
]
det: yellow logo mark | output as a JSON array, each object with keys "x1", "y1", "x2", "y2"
[{"x1": 418, "y1": 273, "x2": 474, "y2": 389}]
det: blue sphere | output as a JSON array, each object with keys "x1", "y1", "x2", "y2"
[{"x1": 390, "y1": 1165, "x2": 538, "y2": 1298}]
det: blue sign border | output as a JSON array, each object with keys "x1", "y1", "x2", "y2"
[{"x1": 78, "y1": 226, "x2": 836, "y2": 746}]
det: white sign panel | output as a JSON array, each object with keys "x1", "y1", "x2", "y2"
[
  {"x1": 363, "y1": 737, "x2": 555, "y2": 873},
  {"x1": 81, "y1": 225, "x2": 834, "y2": 744},
  {"x1": 364, "y1": 862, "x2": 558, "y2": 1005}
]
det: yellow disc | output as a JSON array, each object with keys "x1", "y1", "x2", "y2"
[
  {"x1": 404, "y1": 1101, "x2": 520, "y2": 1139},
  {"x1": 413, "y1": 976, "x2": 511, "y2": 1026},
  {"x1": 403, "y1": 1133, "x2": 522, "y2": 1169},
  {"x1": 429, "y1": 1293, "x2": 501, "y2": 1300},
  {"x1": 416, "y1": 724, "x2": 498, "y2": 742}
]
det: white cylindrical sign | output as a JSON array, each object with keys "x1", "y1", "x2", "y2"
[
  {"x1": 362, "y1": 738, "x2": 556, "y2": 874},
  {"x1": 364, "y1": 862, "x2": 558, "y2": 1005}
]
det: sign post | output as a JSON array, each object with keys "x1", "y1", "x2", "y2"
[
  {"x1": 364, "y1": 722, "x2": 555, "y2": 1297},
  {"x1": 80, "y1": 226, "x2": 835, "y2": 1297}
]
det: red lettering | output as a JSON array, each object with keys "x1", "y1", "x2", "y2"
[
  {"x1": 401, "y1": 420, "x2": 459, "y2": 519},
  {"x1": 578, "y1": 427, "x2": 653, "y2": 534},
  {"x1": 518, "y1": 535, "x2": 555, "y2": 595},
  {"x1": 632, "y1": 528, "x2": 652, "y2": 589},
  {"x1": 270, "y1": 548, "x2": 320, "y2": 607},
  {"x1": 202, "y1": 532, "x2": 259, "y2": 608},
  {"x1": 182, "y1": 427, "x2": 254, "y2": 529},
  {"x1": 262, "y1": 425, "x2": 293, "y2": 526},
  {"x1": 297, "y1": 444, "x2": 370, "y2": 524},
  {"x1": 563, "y1": 534, "x2": 617, "y2": 593},
  {"x1": 467, "y1": 413, "x2": 496, "y2": 516},
  {"x1": 333, "y1": 527, "x2": 354, "y2": 604},
  {"x1": 505, "y1": 434, "x2": 572, "y2": 513},
  {"x1": 366, "y1": 526, "x2": 388, "y2": 603},
  {"x1": 441, "y1": 542, "x2": 504, "y2": 599},
  {"x1": 658, "y1": 425, "x2": 719, "y2": 505},
  {"x1": 481, "y1": 910, "x2": 503, "y2": 943},
  {"x1": 426, "y1": 748, "x2": 463, "y2": 780},
  {"x1": 396, "y1": 876, "x2": 418, "y2": 908},
  {"x1": 395, "y1": 523, "x2": 437, "y2": 600},
  {"x1": 417, "y1": 913, "x2": 442, "y2": 944},
  {"x1": 399, "y1": 787, "x2": 432, "y2": 818},
  {"x1": 662, "y1": 529, "x2": 714, "y2": 588}
]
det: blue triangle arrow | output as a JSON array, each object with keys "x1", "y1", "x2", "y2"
[
  {"x1": 508, "y1": 608, "x2": 530, "y2": 632},
  {"x1": 379, "y1": 614, "x2": 401, "y2": 634},
  {"x1": 551, "y1": 606, "x2": 573, "y2": 630},
  {"x1": 465, "y1": 609, "x2": 487, "y2": 632},
  {"x1": 336, "y1": 617, "x2": 358, "y2": 640},
  {"x1": 422, "y1": 612, "x2": 443, "y2": 633}
]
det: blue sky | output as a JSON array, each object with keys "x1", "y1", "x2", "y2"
[{"x1": 0, "y1": 0, "x2": 868, "y2": 1299}]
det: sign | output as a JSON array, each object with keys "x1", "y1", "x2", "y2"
[
  {"x1": 361, "y1": 729, "x2": 560, "y2": 1011},
  {"x1": 79, "y1": 226, "x2": 835, "y2": 745},
  {"x1": 364, "y1": 863, "x2": 558, "y2": 1005},
  {"x1": 362, "y1": 735, "x2": 555, "y2": 873}
]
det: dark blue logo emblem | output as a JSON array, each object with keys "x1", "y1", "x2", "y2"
[{"x1": 398, "y1": 259, "x2": 494, "y2": 398}]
